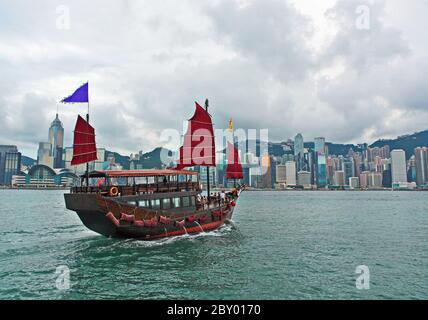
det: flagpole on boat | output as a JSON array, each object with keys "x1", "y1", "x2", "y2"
[{"x1": 86, "y1": 98, "x2": 90, "y2": 187}]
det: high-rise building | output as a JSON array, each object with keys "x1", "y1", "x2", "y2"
[
  {"x1": 297, "y1": 171, "x2": 311, "y2": 187},
  {"x1": 391, "y1": 149, "x2": 408, "y2": 188},
  {"x1": 360, "y1": 171, "x2": 370, "y2": 189},
  {"x1": 314, "y1": 137, "x2": 326, "y2": 155},
  {"x1": 343, "y1": 158, "x2": 355, "y2": 184},
  {"x1": 316, "y1": 153, "x2": 327, "y2": 188},
  {"x1": 37, "y1": 142, "x2": 54, "y2": 167},
  {"x1": 48, "y1": 114, "x2": 64, "y2": 168},
  {"x1": 294, "y1": 134, "x2": 304, "y2": 157},
  {"x1": 0, "y1": 145, "x2": 22, "y2": 185},
  {"x1": 285, "y1": 161, "x2": 297, "y2": 186},
  {"x1": 368, "y1": 172, "x2": 383, "y2": 188},
  {"x1": 382, "y1": 168, "x2": 392, "y2": 188},
  {"x1": 333, "y1": 170, "x2": 345, "y2": 186},
  {"x1": 37, "y1": 114, "x2": 65, "y2": 169},
  {"x1": 276, "y1": 164, "x2": 287, "y2": 184},
  {"x1": 349, "y1": 177, "x2": 360, "y2": 189},
  {"x1": 260, "y1": 154, "x2": 272, "y2": 189},
  {"x1": 414, "y1": 147, "x2": 428, "y2": 186}
]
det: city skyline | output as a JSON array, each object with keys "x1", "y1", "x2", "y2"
[
  {"x1": 3, "y1": 112, "x2": 428, "y2": 190},
  {"x1": 1, "y1": 1, "x2": 428, "y2": 157}
]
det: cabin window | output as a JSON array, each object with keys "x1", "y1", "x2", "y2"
[
  {"x1": 127, "y1": 201, "x2": 137, "y2": 206},
  {"x1": 138, "y1": 200, "x2": 149, "y2": 208},
  {"x1": 172, "y1": 197, "x2": 181, "y2": 208},
  {"x1": 135, "y1": 177, "x2": 146, "y2": 185},
  {"x1": 190, "y1": 196, "x2": 196, "y2": 206},
  {"x1": 162, "y1": 198, "x2": 171, "y2": 209},
  {"x1": 151, "y1": 199, "x2": 160, "y2": 210},
  {"x1": 182, "y1": 197, "x2": 190, "y2": 207}
]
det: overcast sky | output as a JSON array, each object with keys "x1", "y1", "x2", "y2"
[{"x1": 0, "y1": 0, "x2": 427, "y2": 158}]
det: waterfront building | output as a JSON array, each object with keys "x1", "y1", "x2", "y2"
[
  {"x1": 360, "y1": 171, "x2": 370, "y2": 189},
  {"x1": 368, "y1": 172, "x2": 383, "y2": 188},
  {"x1": 316, "y1": 153, "x2": 327, "y2": 188},
  {"x1": 285, "y1": 161, "x2": 297, "y2": 186},
  {"x1": 0, "y1": 145, "x2": 22, "y2": 185},
  {"x1": 382, "y1": 169, "x2": 392, "y2": 188},
  {"x1": 391, "y1": 149, "x2": 408, "y2": 188},
  {"x1": 276, "y1": 164, "x2": 287, "y2": 184},
  {"x1": 349, "y1": 177, "x2": 360, "y2": 189},
  {"x1": 333, "y1": 170, "x2": 345, "y2": 186},
  {"x1": 11, "y1": 165, "x2": 79, "y2": 188},
  {"x1": 260, "y1": 154, "x2": 273, "y2": 189},
  {"x1": 353, "y1": 153, "x2": 362, "y2": 179},
  {"x1": 297, "y1": 171, "x2": 311, "y2": 187},
  {"x1": 343, "y1": 158, "x2": 355, "y2": 185},
  {"x1": 414, "y1": 147, "x2": 428, "y2": 186}
]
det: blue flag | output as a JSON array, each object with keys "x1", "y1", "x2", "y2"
[{"x1": 61, "y1": 82, "x2": 89, "y2": 103}]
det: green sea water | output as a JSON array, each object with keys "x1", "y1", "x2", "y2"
[{"x1": 0, "y1": 189, "x2": 427, "y2": 300}]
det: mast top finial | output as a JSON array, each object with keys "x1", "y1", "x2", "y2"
[{"x1": 205, "y1": 99, "x2": 209, "y2": 111}]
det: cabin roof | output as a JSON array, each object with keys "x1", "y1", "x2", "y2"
[{"x1": 83, "y1": 169, "x2": 198, "y2": 178}]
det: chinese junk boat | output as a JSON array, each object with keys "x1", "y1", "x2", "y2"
[{"x1": 64, "y1": 100, "x2": 244, "y2": 240}]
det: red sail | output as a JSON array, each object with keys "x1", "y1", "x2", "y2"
[
  {"x1": 176, "y1": 102, "x2": 216, "y2": 169},
  {"x1": 71, "y1": 115, "x2": 98, "y2": 166},
  {"x1": 226, "y1": 142, "x2": 243, "y2": 179}
]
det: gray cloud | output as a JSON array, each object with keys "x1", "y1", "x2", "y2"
[{"x1": 0, "y1": 0, "x2": 427, "y2": 158}]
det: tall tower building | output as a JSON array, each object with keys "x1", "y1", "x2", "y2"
[
  {"x1": 38, "y1": 114, "x2": 65, "y2": 169},
  {"x1": 314, "y1": 137, "x2": 327, "y2": 188},
  {"x1": 391, "y1": 149, "x2": 408, "y2": 188},
  {"x1": 414, "y1": 147, "x2": 428, "y2": 186},
  {"x1": 294, "y1": 133, "x2": 304, "y2": 171},
  {"x1": 294, "y1": 134, "x2": 304, "y2": 157},
  {"x1": 49, "y1": 114, "x2": 64, "y2": 168},
  {"x1": 0, "y1": 145, "x2": 21, "y2": 185},
  {"x1": 314, "y1": 137, "x2": 326, "y2": 156}
]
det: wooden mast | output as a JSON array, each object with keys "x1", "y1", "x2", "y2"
[{"x1": 205, "y1": 98, "x2": 211, "y2": 202}]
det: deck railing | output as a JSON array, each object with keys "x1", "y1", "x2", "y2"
[{"x1": 71, "y1": 181, "x2": 200, "y2": 196}]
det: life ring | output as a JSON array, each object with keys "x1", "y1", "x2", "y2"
[{"x1": 109, "y1": 186, "x2": 119, "y2": 197}]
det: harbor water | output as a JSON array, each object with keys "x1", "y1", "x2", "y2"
[{"x1": 0, "y1": 189, "x2": 427, "y2": 299}]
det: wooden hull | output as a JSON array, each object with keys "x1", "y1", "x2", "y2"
[{"x1": 64, "y1": 193, "x2": 236, "y2": 240}]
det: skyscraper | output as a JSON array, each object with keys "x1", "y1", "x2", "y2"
[
  {"x1": 391, "y1": 149, "x2": 408, "y2": 188},
  {"x1": 37, "y1": 114, "x2": 64, "y2": 169},
  {"x1": 294, "y1": 133, "x2": 304, "y2": 172},
  {"x1": 49, "y1": 114, "x2": 64, "y2": 168},
  {"x1": 260, "y1": 154, "x2": 272, "y2": 189},
  {"x1": 414, "y1": 147, "x2": 428, "y2": 186},
  {"x1": 285, "y1": 161, "x2": 297, "y2": 186},
  {"x1": 0, "y1": 145, "x2": 21, "y2": 185},
  {"x1": 314, "y1": 137, "x2": 326, "y2": 155}
]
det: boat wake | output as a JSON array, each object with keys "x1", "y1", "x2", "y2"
[{"x1": 117, "y1": 221, "x2": 237, "y2": 248}]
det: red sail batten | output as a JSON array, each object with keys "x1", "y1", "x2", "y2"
[
  {"x1": 176, "y1": 102, "x2": 216, "y2": 170},
  {"x1": 71, "y1": 115, "x2": 98, "y2": 166},
  {"x1": 226, "y1": 142, "x2": 243, "y2": 180}
]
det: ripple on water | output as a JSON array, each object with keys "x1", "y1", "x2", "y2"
[{"x1": 0, "y1": 190, "x2": 427, "y2": 299}]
